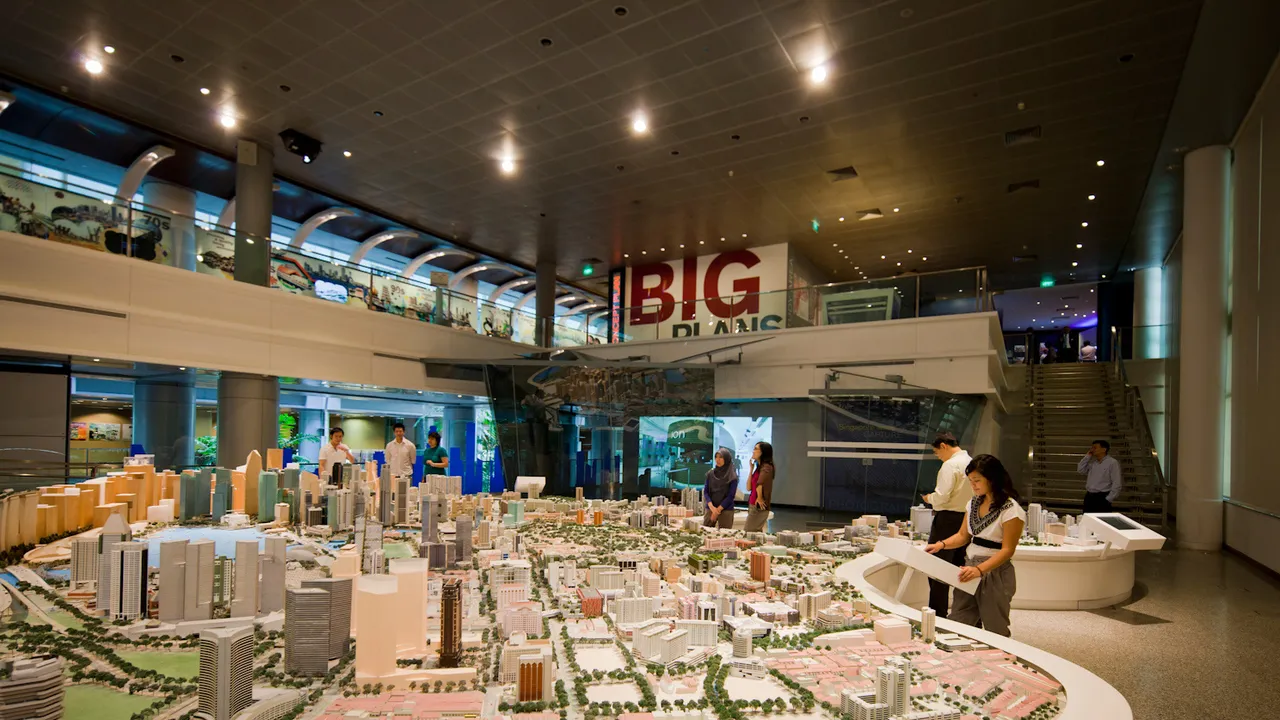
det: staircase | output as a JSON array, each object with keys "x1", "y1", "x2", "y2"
[{"x1": 1026, "y1": 363, "x2": 1167, "y2": 529}]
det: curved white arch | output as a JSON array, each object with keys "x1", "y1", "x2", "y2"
[
  {"x1": 448, "y1": 262, "x2": 506, "y2": 290},
  {"x1": 565, "y1": 301, "x2": 606, "y2": 316},
  {"x1": 116, "y1": 145, "x2": 175, "y2": 203},
  {"x1": 402, "y1": 248, "x2": 477, "y2": 279},
  {"x1": 216, "y1": 197, "x2": 236, "y2": 228},
  {"x1": 351, "y1": 229, "x2": 419, "y2": 265},
  {"x1": 290, "y1": 207, "x2": 355, "y2": 248},
  {"x1": 487, "y1": 277, "x2": 535, "y2": 303},
  {"x1": 512, "y1": 291, "x2": 538, "y2": 313},
  {"x1": 587, "y1": 310, "x2": 609, "y2": 326},
  {"x1": 553, "y1": 293, "x2": 587, "y2": 307}
]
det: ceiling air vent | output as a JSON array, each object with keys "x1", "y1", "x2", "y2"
[
  {"x1": 1004, "y1": 125, "x2": 1042, "y2": 147},
  {"x1": 826, "y1": 165, "x2": 859, "y2": 182},
  {"x1": 857, "y1": 208, "x2": 883, "y2": 221},
  {"x1": 1007, "y1": 179, "x2": 1040, "y2": 193},
  {"x1": 1012, "y1": 255, "x2": 1038, "y2": 263}
]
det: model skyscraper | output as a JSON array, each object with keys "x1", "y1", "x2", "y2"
[
  {"x1": 184, "y1": 539, "x2": 215, "y2": 621},
  {"x1": 285, "y1": 587, "x2": 331, "y2": 675},
  {"x1": 440, "y1": 577, "x2": 463, "y2": 668},
  {"x1": 197, "y1": 626, "x2": 254, "y2": 720},
  {"x1": 301, "y1": 577, "x2": 352, "y2": 658}
]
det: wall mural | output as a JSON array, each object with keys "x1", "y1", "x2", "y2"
[{"x1": 0, "y1": 175, "x2": 171, "y2": 262}]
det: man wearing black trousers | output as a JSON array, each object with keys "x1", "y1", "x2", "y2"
[{"x1": 922, "y1": 432, "x2": 973, "y2": 618}]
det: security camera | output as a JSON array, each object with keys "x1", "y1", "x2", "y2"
[{"x1": 279, "y1": 128, "x2": 322, "y2": 164}]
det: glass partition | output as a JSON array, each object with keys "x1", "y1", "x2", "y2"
[{"x1": 813, "y1": 388, "x2": 983, "y2": 518}]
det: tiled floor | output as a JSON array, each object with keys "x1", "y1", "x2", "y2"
[{"x1": 767, "y1": 507, "x2": 1280, "y2": 719}]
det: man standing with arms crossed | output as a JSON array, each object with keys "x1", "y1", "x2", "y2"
[
  {"x1": 922, "y1": 432, "x2": 973, "y2": 618},
  {"x1": 1078, "y1": 439, "x2": 1122, "y2": 512},
  {"x1": 385, "y1": 422, "x2": 416, "y2": 482}
]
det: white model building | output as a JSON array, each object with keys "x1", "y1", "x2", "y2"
[
  {"x1": 490, "y1": 559, "x2": 532, "y2": 589},
  {"x1": 285, "y1": 587, "x2": 331, "y2": 676},
  {"x1": 198, "y1": 625, "x2": 254, "y2": 720},
  {"x1": 354, "y1": 575, "x2": 399, "y2": 680},
  {"x1": 502, "y1": 602, "x2": 542, "y2": 638},
  {"x1": 496, "y1": 582, "x2": 530, "y2": 612},
  {"x1": 105, "y1": 541, "x2": 148, "y2": 621},
  {"x1": 259, "y1": 536, "x2": 287, "y2": 613},
  {"x1": 158, "y1": 539, "x2": 188, "y2": 622},
  {"x1": 732, "y1": 628, "x2": 753, "y2": 658},
  {"x1": 95, "y1": 513, "x2": 131, "y2": 616},
  {"x1": 184, "y1": 539, "x2": 215, "y2": 621},
  {"x1": 921, "y1": 607, "x2": 937, "y2": 643},
  {"x1": 230, "y1": 539, "x2": 259, "y2": 618},
  {"x1": 301, "y1": 577, "x2": 352, "y2": 658},
  {"x1": 70, "y1": 536, "x2": 97, "y2": 589},
  {"x1": 797, "y1": 590, "x2": 833, "y2": 619},
  {"x1": 616, "y1": 596, "x2": 656, "y2": 625},
  {"x1": 877, "y1": 664, "x2": 908, "y2": 717},
  {"x1": 500, "y1": 636, "x2": 553, "y2": 683},
  {"x1": 841, "y1": 689, "x2": 888, "y2": 720},
  {"x1": 873, "y1": 617, "x2": 912, "y2": 646},
  {"x1": 674, "y1": 619, "x2": 719, "y2": 647},
  {"x1": 0, "y1": 655, "x2": 64, "y2": 720}
]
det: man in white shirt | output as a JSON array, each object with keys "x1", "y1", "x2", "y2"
[
  {"x1": 384, "y1": 422, "x2": 416, "y2": 480},
  {"x1": 1079, "y1": 340, "x2": 1097, "y2": 362},
  {"x1": 922, "y1": 432, "x2": 974, "y2": 618},
  {"x1": 318, "y1": 427, "x2": 355, "y2": 485}
]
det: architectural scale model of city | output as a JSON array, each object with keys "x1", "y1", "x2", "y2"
[{"x1": 0, "y1": 454, "x2": 1080, "y2": 720}]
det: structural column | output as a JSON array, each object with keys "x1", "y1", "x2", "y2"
[
  {"x1": 1132, "y1": 267, "x2": 1164, "y2": 359},
  {"x1": 133, "y1": 367, "x2": 196, "y2": 470},
  {"x1": 298, "y1": 407, "x2": 326, "y2": 467},
  {"x1": 1176, "y1": 145, "x2": 1229, "y2": 551},
  {"x1": 443, "y1": 405, "x2": 475, "y2": 460},
  {"x1": 142, "y1": 180, "x2": 197, "y2": 272},
  {"x1": 233, "y1": 139, "x2": 273, "y2": 286},
  {"x1": 535, "y1": 217, "x2": 557, "y2": 347},
  {"x1": 216, "y1": 372, "x2": 279, "y2": 469}
]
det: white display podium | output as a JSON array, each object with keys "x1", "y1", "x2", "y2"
[{"x1": 873, "y1": 537, "x2": 980, "y2": 598}]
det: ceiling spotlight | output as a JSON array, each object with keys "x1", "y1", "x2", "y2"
[
  {"x1": 881, "y1": 255, "x2": 886, "y2": 259},
  {"x1": 500, "y1": 157, "x2": 516, "y2": 174},
  {"x1": 179, "y1": 367, "x2": 186, "y2": 371},
  {"x1": 641, "y1": 251, "x2": 647, "y2": 255},
  {"x1": 218, "y1": 111, "x2": 236, "y2": 129},
  {"x1": 343, "y1": 150, "x2": 352, "y2": 158},
  {"x1": 1090, "y1": 288, "x2": 1095, "y2": 293},
  {"x1": 838, "y1": 217, "x2": 845, "y2": 222},
  {"x1": 893, "y1": 208, "x2": 900, "y2": 213},
  {"x1": 679, "y1": 244, "x2": 684, "y2": 248},
  {"x1": 103, "y1": 45, "x2": 116, "y2": 54},
  {"x1": 199, "y1": 87, "x2": 210, "y2": 95},
  {"x1": 1076, "y1": 243, "x2": 1083, "y2": 249},
  {"x1": 699, "y1": 240, "x2": 704, "y2": 245},
  {"x1": 809, "y1": 63, "x2": 829, "y2": 85},
  {"x1": 720, "y1": 237, "x2": 725, "y2": 241},
  {"x1": 84, "y1": 58, "x2": 104, "y2": 75},
  {"x1": 742, "y1": 233, "x2": 747, "y2": 238},
  {"x1": 907, "y1": 249, "x2": 912, "y2": 254},
  {"x1": 832, "y1": 243, "x2": 838, "y2": 247},
  {"x1": 1087, "y1": 194, "x2": 1096, "y2": 201},
  {"x1": 631, "y1": 113, "x2": 649, "y2": 134},
  {"x1": 93, "y1": 358, "x2": 100, "y2": 362},
  {"x1": 922, "y1": 257, "x2": 927, "y2": 261},
  {"x1": 897, "y1": 262, "x2": 902, "y2": 266},
  {"x1": 624, "y1": 254, "x2": 629, "y2": 258},
  {"x1": 1101, "y1": 274, "x2": 1107, "y2": 279},
  {"x1": 1081, "y1": 221, "x2": 1089, "y2": 228},
  {"x1": 660, "y1": 247, "x2": 666, "y2": 251},
  {"x1": 1096, "y1": 160, "x2": 1105, "y2": 167},
  {"x1": 1072, "y1": 262, "x2": 1079, "y2": 267}
]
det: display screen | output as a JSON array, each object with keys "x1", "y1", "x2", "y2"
[
  {"x1": 638, "y1": 416, "x2": 772, "y2": 489},
  {"x1": 1097, "y1": 515, "x2": 1140, "y2": 531}
]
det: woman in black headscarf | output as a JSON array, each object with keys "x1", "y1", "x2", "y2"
[{"x1": 702, "y1": 448, "x2": 739, "y2": 529}]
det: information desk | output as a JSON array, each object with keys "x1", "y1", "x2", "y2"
[{"x1": 838, "y1": 551, "x2": 1132, "y2": 720}]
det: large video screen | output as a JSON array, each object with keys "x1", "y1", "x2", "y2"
[{"x1": 638, "y1": 416, "x2": 773, "y2": 490}]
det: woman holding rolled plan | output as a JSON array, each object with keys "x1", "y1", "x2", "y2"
[{"x1": 925, "y1": 454, "x2": 1025, "y2": 637}]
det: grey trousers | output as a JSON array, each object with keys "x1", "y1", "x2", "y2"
[
  {"x1": 949, "y1": 561, "x2": 1017, "y2": 637},
  {"x1": 702, "y1": 508, "x2": 735, "y2": 528},
  {"x1": 743, "y1": 505, "x2": 769, "y2": 532}
]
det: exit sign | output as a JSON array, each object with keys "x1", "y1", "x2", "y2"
[{"x1": 1040, "y1": 276, "x2": 1055, "y2": 288}]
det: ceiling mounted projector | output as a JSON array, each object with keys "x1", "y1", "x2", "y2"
[{"x1": 279, "y1": 128, "x2": 322, "y2": 164}]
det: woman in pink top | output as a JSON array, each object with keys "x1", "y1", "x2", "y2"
[{"x1": 744, "y1": 441, "x2": 775, "y2": 532}]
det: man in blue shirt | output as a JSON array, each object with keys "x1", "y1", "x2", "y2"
[{"x1": 1078, "y1": 439, "x2": 1122, "y2": 513}]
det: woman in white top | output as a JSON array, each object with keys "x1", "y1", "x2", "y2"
[{"x1": 925, "y1": 454, "x2": 1026, "y2": 637}]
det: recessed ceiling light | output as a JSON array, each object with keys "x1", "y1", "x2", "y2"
[
  {"x1": 679, "y1": 244, "x2": 684, "y2": 248},
  {"x1": 897, "y1": 262, "x2": 901, "y2": 266},
  {"x1": 1087, "y1": 194, "x2": 1096, "y2": 201},
  {"x1": 922, "y1": 256, "x2": 927, "y2": 261},
  {"x1": 699, "y1": 240, "x2": 704, "y2": 245},
  {"x1": 179, "y1": 367, "x2": 186, "y2": 370},
  {"x1": 742, "y1": 233, "x2": 747, "y2": 237},
  {"x1": 1081, "y1": 222, "x2": 1089, "y2": 228},
  {"x1": 881, "y1": 255, "x2": 886, "y2": 259},
  {"x1": 199, "y1": 87, "x2": 210, "y2": 95},
  {"x1": 1090, "y1": 288, "x2": 1095, "y2": 293},
  {"x1": 720, "y1": 237, "x2": 725, "y2": 241},
  {"x1": 500, "y1": 157, "x2": 516, "y2": 174},
  {"x1": 1102, "y1": 274, "x2": 1107, "y2": 279},
  {"x1": 832, "y1": 243, "x2": 837, "y2": 247},
  {"x1": 103, "y1": 45, "x2": 116, "y2": 54},
  {"x1": 624, "y1": 254, "x2": 629, "y2": 258},
  {"x1": 1076, "y1": 243, "x2": 1083, "y2": 249},
  {"x1": 1036, "y1": 301, "x2": 1041, "y2": 305},
  {"x1": 84, "y1": 58, "x2": 104, "y2": 75},
  {"x1": 1072, "y1": 261, "x2": 1078, "y2": 267},
  {"x1": 642, "y1": 251, "x2": 647, "y2": 255},
  {"x1": 218, "y1": 111, "x2": 237, "y2": 129},
  {"x1": 1096, "y1": 160, "x2": 1105, "y2": 167},
  {"x1": 343, "y1": 150, "x2": 352, "y2": 158},
  {"x1": 660, "y1": 247, "x2": 665, "y2": 251},
  {"x1": 838, "y1": 217, "x2": 845, "y2": 222},
  {"x1": 809, "y1": 63, "x2": 830, "y2": 85},
  {"x1": 907, "y1": 249, "x2": 912, "y2": 253},
  {"x1": 854, "y1": 266, "x2": 860, "y2": 270},
  {"x1": 631, "y1": 113, "x2": 648, "y2": 134},
  {"x1": 893, "y1": 208, "x2": 900, "y2": 213}
]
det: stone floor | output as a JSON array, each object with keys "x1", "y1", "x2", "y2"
[{"x1": 766, "y1": 506, "x2": 1280, "y2": 720}]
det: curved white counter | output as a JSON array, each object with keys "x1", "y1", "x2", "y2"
[
  {"x1": 1009, "y1": 544, "x2": 1135, "y2": 610},
  {"x1": 837, "y1": 551, "x2": 1132, "y2": 720}
]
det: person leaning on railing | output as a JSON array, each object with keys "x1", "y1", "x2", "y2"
[{"x1": 925, "y1": 454, "x2": 1026, "y2": 637}]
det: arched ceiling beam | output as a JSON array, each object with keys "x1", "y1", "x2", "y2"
[
  {"x1": 488, "y1": 277, "x2": 535, "y2": 303},
  {"x1": 402, "y1": 248, "x2": 477, "y2": 279},
  {"x1": 350, "y1": 229, "x2": 419, "y2": 265},
  {"x1": 115, "y1": 145, "x2": 175, "y2": 203},
  {"x1": 448, "y1": 262, "x2": 506, "y2": 290},
  {"x1": 289, "y1": 207, "x2": 355, "y2": 248}
]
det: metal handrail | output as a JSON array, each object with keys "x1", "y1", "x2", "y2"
[
  {"x1": 1223, "y1": 497, "x2": 1280, "y2": 521},
  {"x1": 1110, "y1": 337, "x2": 1170, "y2": 528}
]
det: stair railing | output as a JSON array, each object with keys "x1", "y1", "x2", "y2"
[{"x1": 1113, "y1": 336, "x2": 1170, "y2": 529}]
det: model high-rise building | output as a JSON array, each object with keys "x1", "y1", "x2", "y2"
[
  {"x1": 516, "y1": 646, "x2": 555, "y2": 702},
  {"x1": 212, "y1": 555, "x2": 234, "y2": 608},
  {"x1": 749, "y1": 550, "x2": 771, "y2": 583},
  {"x1": 440, "y1": 578, "x2": 463, "y2": 668},
  {"x1": 102, "y1": 540, "x2": 148, "y2": 621},
  {"x1": 70, "y1": 536, "x2": 97, "y2": 589},
  {"x1": 733, "y1": 628, "x2": 753, "y2": 658},
  {"x1": 455, "y1": 514, "x2": 473, "y2": 563},
  {"x1": 197, "y1": 626, "x2": 254, "y2": 720},
  {"x1": 921, "y1": 607, "x2": 936, "y2": 643},
  {"x1": 841, "y1": 690, "x2": 888, "y2": 720},
  {"x1": 285, "y1": 587, "x2": 331, "y2": 676},
  {"x1": 0, "y1": 655, "x2": 64, "y2": 720},
  {"x1": 378, "y1": 465, "x2": 393, "y2": 525},
  {"x1": 230, "y1": 539, "x2": 258, "y2": 618},
  {"x1": 876, "y1": 665, "x2": 908, "y2": 717},
  {"x1": 394, "y1": 475, "x2": 410, "y2": 525},
  {"x1": 260, "y1": 536, "x2": 287, "y2": 613},
  {"x1": 354, "y1": 575, "x2": 399, "y2": 680},
  {"x1": 95, "y1": 513, "x2": 131, "y2": 615},
  {"x1": 158, "y1": 539, "x2": 188, "y2": 622},
  {"x1": 212, "y1": 469, "x2": 233, "y2": 521},
  {"x1": 301, "y1": 577, "x2": 352, "y2": 659},
  {"x1": 616, "y1": 596, "x2": 656, "y2": 625},
  {"x1": 675, "y1": 619, "x2": 719, "y2": 647},
  {"x1": 184, "y1": 539, "x2": 215, "y2": 621},
  {"x1": 1028, "y1": 502, "x2": 1044, "y2": 537},
  {"x1": 365, "y1": 548, "x2": 385, "y2": 574},
  {"x1": 257, "y1": 472, "x2": 278, "y2": 522}
]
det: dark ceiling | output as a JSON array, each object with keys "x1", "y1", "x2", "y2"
[{"x1": 0, "y1": 0, "x2": 1230, "y2": 290}]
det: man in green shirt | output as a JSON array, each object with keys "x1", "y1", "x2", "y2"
[{"x1": 423, "y1": 430, "x2": 449, "y2": 475}]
